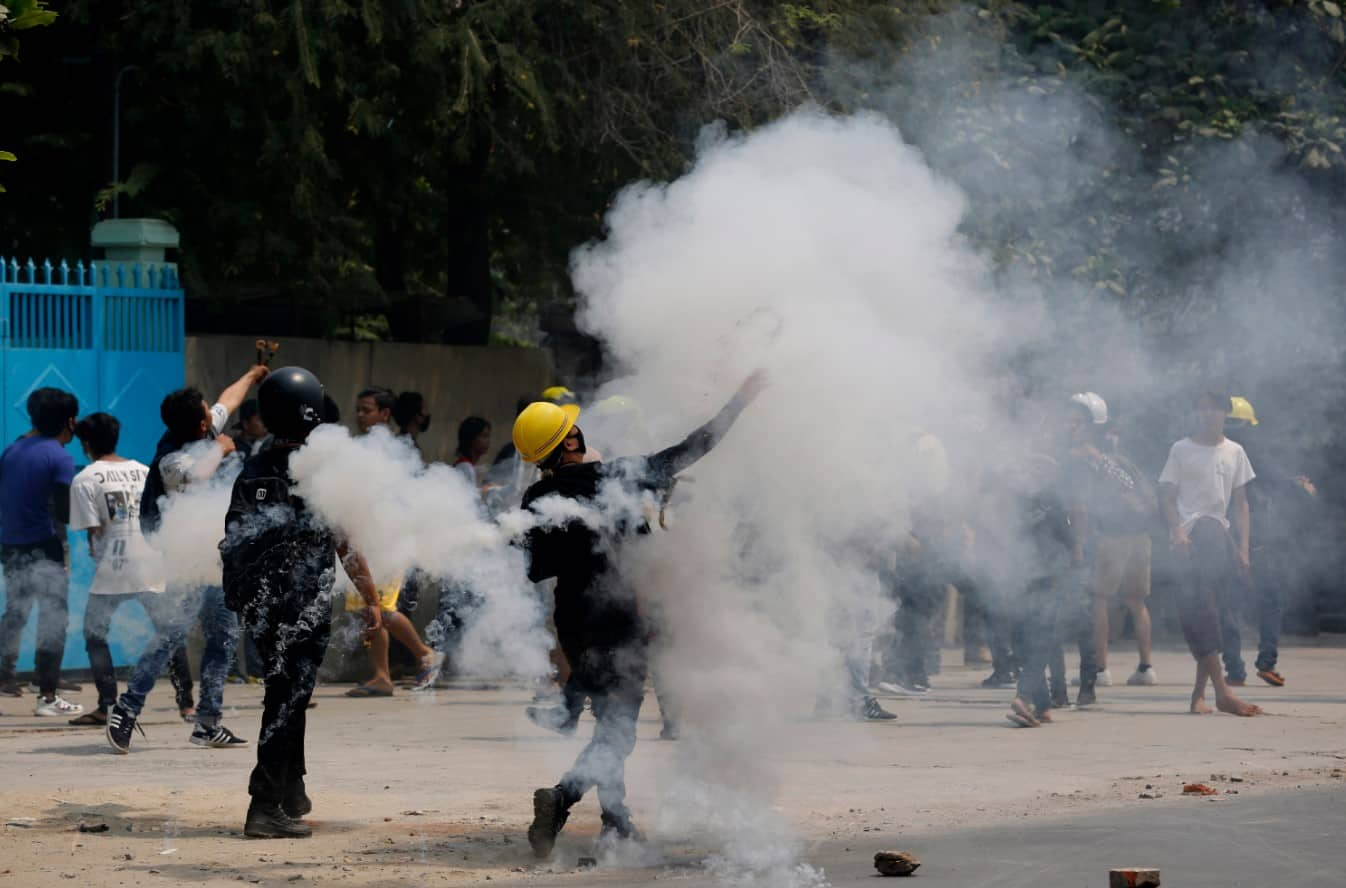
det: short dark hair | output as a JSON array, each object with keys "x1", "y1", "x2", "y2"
[
  {"x1": 160, "y1": 388, "x2": 209, "y2": 443},
  {"x1": 515, "y1": 395, "x2": 533, "y2": 416},
  {"x1": 357, "y1": 387, "x2": 396, "y2": 411},
  {"x1": 457, "y1": 416, "x2": 490, "y2": 459},
  {"x1": 392, "y1": 391, "x2": 425, "y2": 430},
  {"x1": 75, "y1": 412, "x2": 121, "y2": 457},
  {"x1": 239, "y1": 399, "x2": 260, "y2": 422},
  {"x1": 27, "y1": 388, "x2": 79, "y2": 437}
]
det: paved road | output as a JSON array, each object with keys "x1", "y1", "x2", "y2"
[{"x1": 505, "y1": 786, "x2": 1346, "y2": 887}]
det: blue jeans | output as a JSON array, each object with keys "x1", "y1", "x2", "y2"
[{"x1": 120, "y1": 585, "x2": 238, "y2": 725}]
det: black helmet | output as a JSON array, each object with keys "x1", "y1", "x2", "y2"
[{"x1": 258, "y1": 366, "x2": 325, "y2": 442}]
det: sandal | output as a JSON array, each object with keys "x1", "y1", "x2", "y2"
[
  {"x1": 344, "y1": 684, "x2": 393, "y2": 698},
  {"x1": 69, "y1": 710, "x2": 108, "y2": 726}
]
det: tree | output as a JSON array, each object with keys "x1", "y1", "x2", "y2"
[{"x1": 0, "y1": 0, "x2": 57, "y2": 193}]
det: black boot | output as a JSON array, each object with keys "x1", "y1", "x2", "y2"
[
  {"x1": 283, "y1": 779, "x2": 313, "y2": 819},
  {"x1": 527, "y1": 786, "x2": 571, "y2": 858},
  {"x1": 244, "y1": 802, "x2": 313, "y2": 839}
]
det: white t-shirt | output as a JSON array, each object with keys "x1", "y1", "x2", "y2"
[
  {"x1": 159, "y1": 402, "x2": 231, "y2": 493},
  {"x1": 1158, "y1": 437, "x2": 1255, "y2": 531},
  {"x1": 69, "y1": 459, "x2": 166, "y2": 595}
]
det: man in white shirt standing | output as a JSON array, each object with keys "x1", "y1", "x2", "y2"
[
  {"x1": 106, "y1": 365, "x2": 268, "y2": 753},
  {"x1": 1158, "y1": 390, "x2": 1262, "y2": 718},
  {"x1": 65, "y1": 413, "x2": 185, "y2": 726}
]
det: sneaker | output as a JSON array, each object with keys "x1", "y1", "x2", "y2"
[
  {"x1": 283, "y1": 780, "x2": 313, "y2": 819},
  {"x1": 1256, "y1": 668, "x2": 1286, "y2": 687},
  {"x1": 981, "y1": 671, "x2": 1016, "y2": 689},
  {"x1": 858, "y1": 696, "x2": 897, "y2": 721},
  {"x1": 876, "y1": 680, "x2": 928, "y2": 697},
  {"x1": 0, "y1": 680, "x2": 24, "y2": 697},
  {"x1": 526, "y1": 704, "x2": 578, "y2": 736},
  {"x1": 527, "y1": 786, "x2": 570, "y2": 859},
  {"x1": 1071, "y1": 668, "x2": 1113, "y2": 688},
  {"x1": 34, "y1": 695, "x2": 84, "y2": 717},
  {"x1": 659, "y1": 722, "x2": 680, "y2": 741},
  {"x1": 190, "y1": 723, "x2": 249, "y2": 748},
  {"x1": 106, "y1": 703, "x2": 142, "y2": 754},
  {"x1": 244, "y1": 802, "x2": 312, "y2": 839},
  {"x1": 1127, "y1": 666, "x2": 1158, "y2": 686},
  {"x1": 412, "y1": 651, "x2": 447, "y2": 690},
  {"x1": 1076, "y1": 687, "x2": 1097, "y2": 707}
]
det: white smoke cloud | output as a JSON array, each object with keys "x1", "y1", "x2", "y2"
[
  {"x1": 288, "y1": 424, "x2": 554, "y2": 680},
  {"x1": 568, "y1": 109, "x2": 1038, "y2": 882}
]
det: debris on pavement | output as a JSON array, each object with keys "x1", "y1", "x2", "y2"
[
  {"x1": 1182, "y1": 783, "x2": 1218, "y2": 796},
  {"x1": 1109, "y1": 867, "x2": 1160, "y2": 888},
  {"x1": 77, "y1": 822, "x2": 109, "y2": 833},
  {"x1": 874, "y1": 850, "x2": 921, "y2": 876}
]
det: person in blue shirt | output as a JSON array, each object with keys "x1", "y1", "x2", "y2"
[{"x1": 0, "y1": 387, "x2": 84, "y2": 716}]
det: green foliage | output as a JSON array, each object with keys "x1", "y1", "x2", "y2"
[{"x1": 0, "y1": 0, "x2": 57, "y2": 192}]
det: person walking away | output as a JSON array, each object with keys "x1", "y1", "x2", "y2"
[
  {"x1": 66, "y1": 413, "x2": 195, "y2": 725},
  {"x1": 517, "y1": 371, "x2": 767, "y2": 857},
  {"x1": 105, "y1": 365, "x2": 267, "y2": 751},
  {"x1": 0, "y1": 388, "x2": 84, "y2": 715},
  {"x1": 221, "y1": 367, "x2": 385, "y2": 838},
  {"x1": 1158, "y1": 390, "x2": 1261, "y2": 717}
]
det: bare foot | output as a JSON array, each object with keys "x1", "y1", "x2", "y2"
[
  {"x1": 1216, "y1": 695, "x2": 1263, "y2": 717},
  {"x1": 1010, "y1": 697, "x2": 1040, "y2": 727},
  {"x1": 1036, "y1": 709, "x2": 1054, "y2": 724},
  {"x1": 1190, "y1": 698, "x2": 1213, "y2": 715}
]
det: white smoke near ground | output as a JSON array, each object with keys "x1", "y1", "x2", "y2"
[
  {"x1": 288, "y1": 424, "x2": 553, "y2": 680},
  {"x1": 567, "y1": 109, "x2": 1044, "y2": 884}
]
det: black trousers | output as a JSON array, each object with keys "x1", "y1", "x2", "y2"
[
  {"x1": 83, "y1": 592, "x2": 194, "y2": 711},
  {"x1": 244, "y1": 590, "x2": 331, "y2": 806},
  {"x1": 557, "y1": 643, "x2": 647, "y2": 821},
  {"x1": 0, "y1": 538, "x2": 69, "y2": 695}
]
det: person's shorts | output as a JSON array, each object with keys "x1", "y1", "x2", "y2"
[
  {"x1": 1094, "y1": 533, "x2": 1151, "y2": 603},
  {"x1": 344, "y1": 580, "x2": 402, "y2": 613}
]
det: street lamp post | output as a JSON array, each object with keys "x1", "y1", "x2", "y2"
[{"x1": 112, "y1": 65, "x2": 140, "y2": 219}]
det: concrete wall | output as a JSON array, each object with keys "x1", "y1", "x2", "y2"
[{"x1": 186, "y1": 335, "x2": 553, "y2": 462}]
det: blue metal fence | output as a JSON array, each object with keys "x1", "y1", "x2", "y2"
[{"x1": 1, "y1": 256, "x2": 186, "y2": 673}]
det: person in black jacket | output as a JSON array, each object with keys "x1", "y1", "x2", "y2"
[
  {"x1": 220, "y1": 369, "x2": 384, "y2": 838},
  {"x1": 516, "y1": 371, "x2": 766, "y2": 858}
]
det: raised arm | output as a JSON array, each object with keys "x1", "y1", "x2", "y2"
[
  {"x1": 214, "y1": 365, "x2": 270, "y2": 417},
  {"x1": 642, "y1": 370, "x2": 767, "y2": 484}
]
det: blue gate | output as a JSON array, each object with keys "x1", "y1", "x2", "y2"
[{"x1": 1, "y1": 256, "x2": 185, "y2": 672}]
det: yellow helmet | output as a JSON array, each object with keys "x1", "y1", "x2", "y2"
[
  {"x1": 540, "y1": 386, "x2": 577, "y2": 406},
  {"x1": 1228, "y1": 396, "x2": 1259, "y2": 426},
  {"x1": 513, "y1": 402, "x2": 581, "y2": 464}
]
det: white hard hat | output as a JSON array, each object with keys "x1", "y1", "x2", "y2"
[{"x1": 1069, "y1": 392, "x2": 1108, "y2": 425}]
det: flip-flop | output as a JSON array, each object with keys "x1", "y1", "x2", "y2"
[
  {"x1": 68, "y1": 711, "x2": 108, "y2": 726},
  {"x1": 344, "y1": 684, "x2": 393, "y2": 698},
  {"x1": 1006, "y1": 712, "x2": 1039, "y2": 728}
]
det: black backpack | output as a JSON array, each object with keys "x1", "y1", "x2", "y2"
[{"x1": 138, "y1": 433, "x2": 177, "y2": 535}]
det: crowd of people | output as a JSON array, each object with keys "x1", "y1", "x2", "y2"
[{"x1": 0, "y1": 362, "x2": 1309, "y2": 847}]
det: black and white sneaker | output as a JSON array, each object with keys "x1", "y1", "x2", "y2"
[
  {"x1": 190, "y1": 723, "x2": 249, "y2": 748},
  {"x1": 858, "y1": 696, "x2": 898, "y2": 721},
  {"x1": 106, "y1": 702, "x2": 142, "y2": 754}
]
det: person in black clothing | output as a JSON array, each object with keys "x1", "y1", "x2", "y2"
[
  {"x1": 221, "y1": 368, "x2": 384, "y2": 839},
  {"x1": 517, "y1": 371, "x2": 766, "y2": 858}
]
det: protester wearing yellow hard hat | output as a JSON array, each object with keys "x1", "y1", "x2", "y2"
[{"x1": 1227, "y1": 396, "x2": 1258, "y2": 427}]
